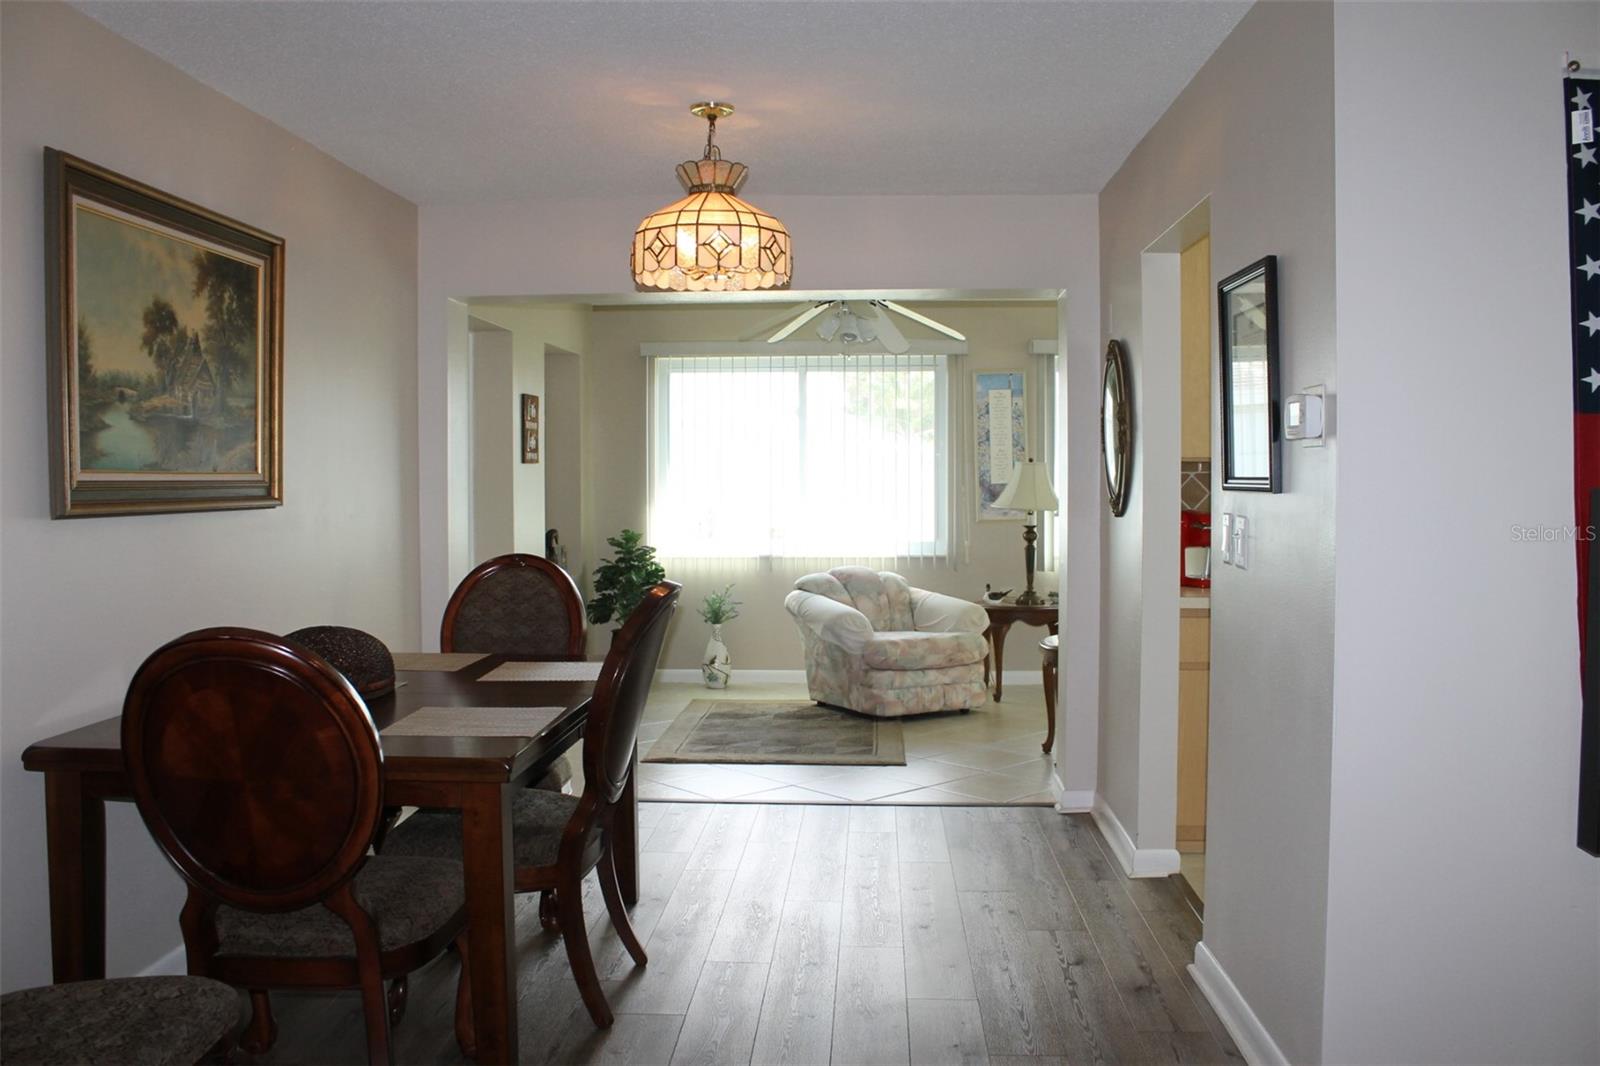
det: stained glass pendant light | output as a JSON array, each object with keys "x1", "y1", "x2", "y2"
[{"x1": 632, "y1": 102, "x2": 791, "y2": 292}]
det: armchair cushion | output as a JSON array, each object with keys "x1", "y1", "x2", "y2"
[{"x1": 861, "y1": 630, "x2": 988, "y2": 671}]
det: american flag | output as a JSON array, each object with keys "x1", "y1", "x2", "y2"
[{"x1": 1565, "y1": 76, "x2": 1600, "y2": 856}]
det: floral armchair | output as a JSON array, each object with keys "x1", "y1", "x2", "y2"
[{"x1": 783, "y1": 567, "x2": 990, "y2": 718}]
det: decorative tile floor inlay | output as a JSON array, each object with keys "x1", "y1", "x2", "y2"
[
  {"x1": 643, "y1": 700, "x2": 905, "y2": 766},
  {"x1": 626, "y1": 681, "x2": 1059, "y2": 806}
]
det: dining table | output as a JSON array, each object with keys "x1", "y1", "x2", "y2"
[{"x1": 19, "y1": 652, "x2": 633, "y2": 1066}]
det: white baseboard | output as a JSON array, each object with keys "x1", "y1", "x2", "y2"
[
  {"x1": 1189, "y1": 942, "x2": 1290, "y2": 1066},
  {"x1": 1090, "y1": 794, "x2": 1180, "y2": 877},
  {"x1": 1053, "y1": 788, "x2": 1095, "y2": 812},
  {"x1": 138, "y1": 943, "x2": 186, "y2": 977},
  {"x1": 657, "y1": 669, "x2": 1046, "y2": 688},
  {"x1": 657, "y1": 669, "x2": 807, "y2": 684}
]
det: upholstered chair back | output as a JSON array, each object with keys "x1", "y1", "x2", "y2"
[
  {"x1": 793, "y1": 566, "x2": 916, "y2": 632},
  {"x1": 441, "y1": 554, "x2": 585, "y2": 658}
]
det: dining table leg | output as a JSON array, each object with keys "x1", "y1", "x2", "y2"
[
  {"x1": 616, "y1": 742, "x2": 639, "y2": 906},
  {"x1": 44, "y1": 770, "x2": 106, "y2": 983},
  {"x1": 459, "y1": 781, "x2": 518, "y2": 1065}
]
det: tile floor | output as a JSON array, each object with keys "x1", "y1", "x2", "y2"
[{"x1": 625, "y1": 680, "x2": 1059, "y2": 805}]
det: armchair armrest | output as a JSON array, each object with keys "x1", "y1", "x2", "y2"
[
  {"x1": 909, "y1": 588, "x2": 990, "y2": 636},
  {"x1": 784, "y1": 589, "x2": 875, "y2": 655}
]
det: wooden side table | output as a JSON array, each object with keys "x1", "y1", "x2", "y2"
[
  {"x1": 1040, "y1": 634, "x2": 1059, "y2": 754},
  {"x1": 982, "y1": 600, "x2": 1058, "y2": 702}
]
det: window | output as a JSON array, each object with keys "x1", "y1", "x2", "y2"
[{"x1": 649, "y1": 353, "x2": 949, "y2": 560}]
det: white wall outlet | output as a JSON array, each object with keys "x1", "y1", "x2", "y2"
[
  {"x1": 1219, "y1": 513, "x2": 1234, "y2": 565},
  {"x1": 1232, "y1": 515, "x2": 1249, "y2": 570}
]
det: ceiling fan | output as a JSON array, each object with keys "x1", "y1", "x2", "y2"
[{"x1": 741, "y1": 299, "x2": 965, "y2": 354}]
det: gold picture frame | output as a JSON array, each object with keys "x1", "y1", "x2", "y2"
[
  {"x1": 521, "y1": 393, "x2": 539, "y2": 463},
  {"x1": 45, "y1": 149, "x2": 284, "y2": 517}
]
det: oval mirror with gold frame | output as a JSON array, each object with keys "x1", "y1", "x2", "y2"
[{"x1": 1101, "y1": 339, "x2": 1132, "y2": 517}]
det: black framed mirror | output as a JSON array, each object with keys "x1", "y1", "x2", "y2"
[
  {"x1": 1101, "y1": 339, "x2": 1132, "y2": 516},
  {"x1": 1218, "y1": 255, "x2": 1282, "y2": 492}
]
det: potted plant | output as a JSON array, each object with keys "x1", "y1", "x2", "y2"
[
  {"x1": 698, "y1": 584, "x2": 741, "y2": 688},
  {"x1": 586, "y1": 529, "x2": 666, "y2": 629}
]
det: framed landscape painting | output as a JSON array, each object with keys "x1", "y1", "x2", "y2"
[{"x1": 45, "y1": 149, "x2": 284, "y2": 517}]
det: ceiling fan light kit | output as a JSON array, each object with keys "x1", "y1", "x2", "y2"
[
  {"x1": 632, "y1": 102, "x2": 792, "y2": 292},
  {"x1": 756, "y1": 299, "x2": 966, "y2": 353}
]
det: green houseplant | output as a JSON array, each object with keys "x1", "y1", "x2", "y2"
[
  {"x1": 697, "y1": 585, "x2": 742, "y2": 626},
  {"x1": 586, "y1": 529, "x2": 666, "y2": 626}
]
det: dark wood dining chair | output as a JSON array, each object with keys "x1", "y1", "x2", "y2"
[
  {"x1": 441, "y1": 553, "x2": 586, "y2": 658},
  {"x1": 122, "y1": 627, "x2": 475, "y2": 1066},
  {"x1": 384, "y1": 581, "x2": 682, "y2": 1028},
  {"x1": 442, "y1": 553, "x2": 587, "y2": 801},
  {"x1": 1, "y1": 975, "x2": 239, "y2": 1065}
]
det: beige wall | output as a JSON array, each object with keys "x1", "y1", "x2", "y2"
[
  {"x1": 464, "y1": 302, "x2": 590, "y2": 567},
  {"x1": 468, "y1": 322, "x2": 515, "y2": 561},
  {"x1": 1324, "y1": 4, "x2": 1599, "y2": 1062},
  {"x1": 0, "y1": 2, "x2": 420, "y2": 988},
  {"x1": 582, "y1": 301, "x2": 1058, "y2": 673},
  {"x1": 1097, "y1": 3, "x2": 1337, "y2": 1061}
]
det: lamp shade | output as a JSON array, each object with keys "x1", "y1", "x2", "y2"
[{"x1": 993, "y1": 458, "x2": 1058, "y2": 513}]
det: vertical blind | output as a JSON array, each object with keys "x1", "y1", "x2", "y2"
[
  {"x1": 648, "y1": 353, "x2": 950, "y2": 570},
  {"x1": 1033, "y1": 348, "x2": 1065, "y2": 573}
]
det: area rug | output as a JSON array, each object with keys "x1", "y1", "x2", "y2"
[{"x1": 643, "y1": 700, "x2": 905, "y2": 766}]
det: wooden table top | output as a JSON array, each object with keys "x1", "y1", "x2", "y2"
[
  {"x1": 981, "y1": 599, "x2": 1060, "y2": 622},
  {"x1": 21, "y1": 655, "x2": 595, "y2": 786}
]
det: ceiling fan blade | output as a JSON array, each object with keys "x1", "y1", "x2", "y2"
[
  {"x1": 738, "y1": 303, "x2": 815, "y2": 342},
  {"x1": 871, "y1": 303, "x2": 910, "y2": 353},
  {"x1": 769, "y1": 301, "x2": 835, "y2": 343},
  {"x1": 880, "y1": 299, "x2": 966, "y2": 341}
]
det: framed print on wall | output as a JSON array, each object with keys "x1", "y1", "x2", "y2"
[
  {"x1": 1217, "y1": 254, "x2": 1282, "y2": 493},
  {"x1": 521, "y1": 393, "x2": 539, "y2": 463},
  {"x1": 45, "y1": 149, "x2": 284, "y2": 518},
  {"x1": 976, "y1": 370, "x2": 1027, "y2": 520}
]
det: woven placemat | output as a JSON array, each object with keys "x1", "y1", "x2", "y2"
[
  {"x1": 479, "y1": 661, "x2": 603, "y2": 683},
  {"x1": 392, "y1": 652, "x2": 486, "y2": 672},
  {"x1": 380, "y1": 706, "x2": 566, "y2": 738}
]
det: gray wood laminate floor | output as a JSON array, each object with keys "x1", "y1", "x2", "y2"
[{"x1": 242, "y1": 804, "x2": 1240, "y2": 1065}]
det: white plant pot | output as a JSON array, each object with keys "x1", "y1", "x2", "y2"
[{"x1": 702, "y1": 623, "x2": 731, "y2": 688}]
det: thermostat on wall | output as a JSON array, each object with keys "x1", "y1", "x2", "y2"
[{"x1": 1284, "y1": 387, "x2": 1325, "y2": 443}]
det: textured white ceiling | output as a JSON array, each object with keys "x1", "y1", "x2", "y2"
[{"x1": 74, "y1": 1, "x2": 1248, "y2": 205}]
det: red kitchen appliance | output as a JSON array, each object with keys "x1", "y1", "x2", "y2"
[{"x1": 1181, "y1": 510, "x2": 1211, "y2": 588}]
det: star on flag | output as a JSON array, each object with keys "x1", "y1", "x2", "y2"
[
  {"x1": 1584, "y1": 313, "x2": 1600, "y2": 337},
  {"x1": 1585, "y1": 367, "x2": 1600, "y2": 393},
  {"x1": 1575, "y1": 86, "x2": 1593, "y2": 109},
  {"x1": 1579, "y1": 145, "x2": 1599, "y2": 169},
  {"x1": 1580, "y1": 200, "x2": 1600, "y2": 224},
  {"x1": 1582, "y1": 257, "x2": 1600, "y2": 280}
]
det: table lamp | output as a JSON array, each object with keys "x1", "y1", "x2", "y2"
[{"x1": 993, "y1": 457, "x2": 1059, "y2": 606}]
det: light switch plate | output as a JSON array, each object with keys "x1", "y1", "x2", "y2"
[
  {"x1": 1233, "y1": 515, "x2": 1249, "y2": 570},
  {"x1": 1219, "y1": 513, "x2": 1234, "y2": 565}
]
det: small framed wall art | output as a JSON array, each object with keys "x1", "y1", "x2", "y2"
[
  {"x1": 521, "y1": 393, "x2": 540, "y2": 463},
  {"x1": 45, "y1": 149, "x2": 285, "y2": 517}
]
